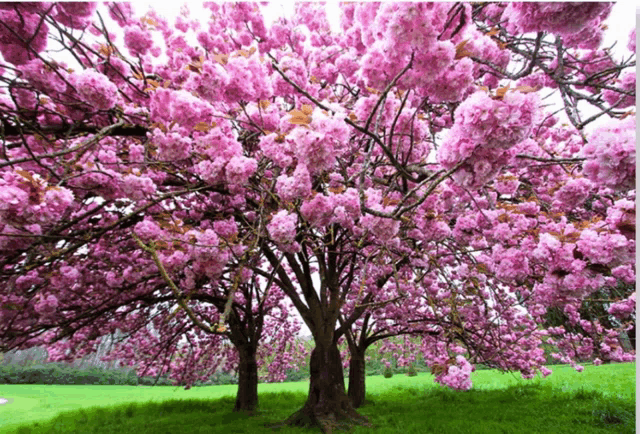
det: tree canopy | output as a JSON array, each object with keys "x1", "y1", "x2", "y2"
[{"x1": 0, "y1": 2, "x2": 635, "y2": 431}]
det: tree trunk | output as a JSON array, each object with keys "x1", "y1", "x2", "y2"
[
  {"x1": 347, "y1": 348, "x2": 366, "y2": 408},
  {"x1": 285, "y1": 341, "x2": 368, "y2": 433},
  {"x1": 234, "y1": 344, "x2": 258, "y2": 413},
  {"x1": 628, "y1": 323, "x2": 635, "y2": 351}
]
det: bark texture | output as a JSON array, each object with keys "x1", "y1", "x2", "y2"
[
  {"x1": 234, "y1": 344, "x2": 259, "y2": 413},
  {"x1": 347, "y1": 348, "x2": 366, "y2": 408}
]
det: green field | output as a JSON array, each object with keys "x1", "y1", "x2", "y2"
[{"x1": 1, "y1": 363, "x2": 635, "y2": 433}]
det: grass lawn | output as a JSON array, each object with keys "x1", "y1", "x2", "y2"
[{"x1": 1, "y1": 362, "x2": 635, "y2": 433}]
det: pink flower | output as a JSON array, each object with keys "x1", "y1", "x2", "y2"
[
  {"x1": 121, "y1": 175, "x2": 157, "y2": 200},
  {"x1": 43, "y1": 187, "x2": 74, "y2": 219},
  {"x1": 124, "y1": 25, "x2": 153, "y2": 56},
  {"x1": 70, "y1": 69, "x2": 119, "y2": 110},
  {"x1": 267, "y1": 211, "x2": 299, "y2": 248},
  {"x1": 54, "y1": 2, "x2": 97, "y2": 29},
  {"x1": 134, "y1": 220, "x2": 162, "y2": 241},
  {"x1": 276, "y1": 164, "x2": 312, "y2": 202},
  {"x1": 225, "y1": 156, "x2": 258, "y2": 186},
  {"x1": 628, "y1": 28, "x2": 636, "y2": 53},
  {"x1": 0, "y1": 9, "x2": 48, "y2": 65},
  {"x1": 34, "y1": 294, "x2": 59, "y2": 317}
]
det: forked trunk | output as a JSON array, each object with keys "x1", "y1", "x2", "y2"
[
  {"x1": 347, "y1": 348, "x2": 366, "y2": 408},
  {"x1": 285, "y1": 341, "x2": 368, "y2": 433},
  {"x1": 234, "y1": 344, "x2": 258, "y2": 413}
]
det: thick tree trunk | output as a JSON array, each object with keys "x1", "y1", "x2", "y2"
[
  {"x1": 347, "y1": 348, "x2": 366, "y2": 408},
  {"x1": 285, "y1": 341, "x2": 368, "y2": 433},
  {"x1": 234, "y1": 344, "x2": 259, "y2": 413}
]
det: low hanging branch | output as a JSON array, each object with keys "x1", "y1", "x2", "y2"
[
  {"x1": 132, "y1": 232, "x2": 217, "y2": 334},
  {"x1": 0, "y1": 120, "x2": 132, "y2": 169}
]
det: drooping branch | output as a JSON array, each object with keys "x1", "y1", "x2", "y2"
[{"x1": 132, "y1": 232, "x2": 216, "y2": 334}]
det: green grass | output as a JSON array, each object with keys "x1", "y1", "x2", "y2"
[{"x1": 1, "y1": 363, "x2": 635, "y2": 433}]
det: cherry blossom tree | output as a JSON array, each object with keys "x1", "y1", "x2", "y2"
[{"x1": 0, "y1": 2, "x2": 635, "y2": 432}]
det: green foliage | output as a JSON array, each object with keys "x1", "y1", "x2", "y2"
[
  {"x1": 383, "y1": 366, "x2": 393, "y2": 378},
  {"x1": 0, "y1": 363, "x2": 171, "y2": 386},
  {"x1": 205, "y1": 371, "x2": 238, "y2": 385}
]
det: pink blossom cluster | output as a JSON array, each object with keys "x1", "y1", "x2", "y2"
[
  {"x1": 97, "y1": 56, "x2": 131, "y2": 86},
  {"x1": 552, "y1": 177, "x2": 593, "y2": 211},
  {"x1": 54, "y1": 2, "x2": 97, "y2": 30},
  {"x1": 438, "y1": 90, "x2": 539, "y2": 189},
  {"x1": 576, "y1": 229, "x2": 633, "y2": 268},
  {"x1": 271, "y1": 56, "x2": 308, "y2": 96},
  {"x1": 531, "y1": 231, "x2": 606, "y2": 302},
  {"x1": 464, "y1": 29, "x2": 510, "y2": 89},
  {"x1": 608, "y1": 293, "x2": 635, "y2": 319},
  {"x1": 289, "y1": 111, "x2": 351, "y2": 174},
  {"x1": 354, "y1": 3, "x2": 475, "y2": 99},
  {"x1": 0, "y1": 6, "x2": 49, "y2": 65},
  {"x1": 223, "y1": 55, "x2": 274, "y2": 103},
  {"x1": 435, "y1": 355, "x2": 473, "y2": 391},
  {"x1": 107, "y1": 2, "x2": 135, "y2": 27},
  {"x1": 18, "y1": 59, "x2": 69, "y2": 95},
  {"x1": 502, "y1": 3, "x2": 612, "y2": 49},
  {"x1": 42, "y1": 187, "x2": 75, "y2": 220},
  {"x1": 605, "y1": 199, "x2": 635, "y2": 239},
  {"x1": 120, "y1": 174, "x2": 157, "y2": 201},
  {"x1": 225, "y1": 156, "x2": 258, "y2": 187},
  {"x1": 0, "y1": 171, "x2": 75, "y2": 235},
  {"x1": 124, "y1": 25, "x2": 154, "y2": 57},
  {"x1": 150, "y1": 88, "x2": 215, "y2": 129},
  {"x1": 602, "y1": 71, "x2": 635, "y2": 109},
  {"x1": 581, "y1": 116, "x2": 635, "y2": 192},
  {"x1": 276, "y1": 164, "x2": 312, "y2": 202},
  {"x1": 151, "y1": 128, "x2": 192, "y2": 161},
  {"x1": 70, "y1": 69, "x2": 119, "y2": 111},
  {"x1": 300, "y1": 188, "x2": 361, "y2": 231},
  {"x1": 34, "y1": 294, "x2": 59, "y2": 318}
]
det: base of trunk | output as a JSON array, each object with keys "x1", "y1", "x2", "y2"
[
  {"x1": 284, "y1": 397, "x2": 369, "y2": 433},
  {"x1": 279, "y1": 343, "x2": 369, "y2": 433}
]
